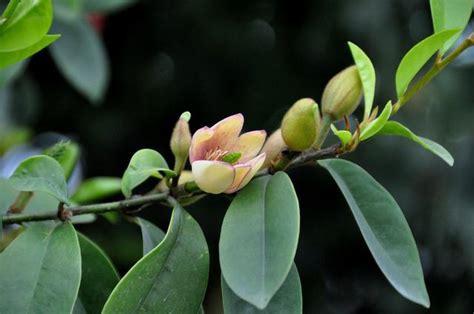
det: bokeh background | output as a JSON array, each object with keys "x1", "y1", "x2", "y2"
[{"x1": 1, "y1": 0, "x2": 473, "y2": 313}]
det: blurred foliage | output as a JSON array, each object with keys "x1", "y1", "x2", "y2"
[{"x1": 1, "y1": 0, "x2": 473, "y2": 313}]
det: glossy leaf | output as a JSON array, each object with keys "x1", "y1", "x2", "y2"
[
  {"x1": 0, "y1": 0, "x2": 53, "y2": 52},
  {"x1": 430, "y1": 0, "x2": 473, "y2": 54},
  {"x1": 134, "y1": 217, "x2": 166, "y2": 255},
  {"x1": 395, "y1": 29, "x2": 459, "y2": 97},
  {"x1": 103, "y1": 205, "x2": 209, "y2": 313},
  {"x1": 378, "y1": 121, "x2": 454, "y2": 166},
  {"x1": 82, "y1": 0, "x2": 137, "y2": 13},
  {"x1": 50, "y1": 18, "x2": 109, "y2": 104},
  {"x1": 0, "y1": 34, "x2": 60, "y2": 70},
  {"x1": 360, "y1": 101, "x2": 393, "y2": 141},
  {"x1": 222, "y1": 263, "x2": 302, "y2": 314},
  {"x1": 121, "y1": 148, "x2": 175, "y2": 198},
  {"x1": 330, "y1": 125, "x2": 352, "y2": 146},
  {"x1": 0, "y1": 222, "x2": 81, "y2": 313},
  {"x1": 73, "y1": 233, "x2": 120, "y2": 313},
  {"x1": 8, "y1": 155, "x2": 69, "y2": 204},
  {"x1": 219, "y1": 172, "x2": 300, "y2": 309},
  {"x1": 71, "y1": 177, "x2": 122, "y2": 204},
  {"x1": 319, "y1": 159, "x2": 430, "y2": 308},
  {"x1": 348, "y1": 42, "x2": 376, "y2": 119}
]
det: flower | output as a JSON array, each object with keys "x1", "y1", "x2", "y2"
[{"x1": 189, "y1": 114, "x2": 266, "y2": 194}]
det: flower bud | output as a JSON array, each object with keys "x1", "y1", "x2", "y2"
[
  {"x1": 170, "y1": 112, "x2": 192, "y2": 173},
  {"x1": 261, "y1": 129, "x2": 287, "y2": 168},
  {"x1": 321, "y1": 65, "x2": 362, "y2": 121},
  {"x1": 281, "y1": 98, "x2": 320, "y2": 151}
]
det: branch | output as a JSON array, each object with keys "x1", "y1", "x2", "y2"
[{"x1": 285, "y1": 144, "x2": 340, "y2": 170}]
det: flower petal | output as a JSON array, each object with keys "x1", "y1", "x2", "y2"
[
  {"x1": 234, "y1": 130, "x2": 267, "y2": 162},
  {"x1": 224, "y1": 165, "x2": 251, "y2": 194},
  {"x1": 191, "y1": 160, "x2": 235, "y2": 194},
  {"x1": 227, "y1": 153, "x2": 266, "y2": 193},
  {"x1": 189, "y1": 127, "x2": 214, "y2": 162},
  {"x1": 210, "y1": 113, "x2": 244, "y2": 150}
]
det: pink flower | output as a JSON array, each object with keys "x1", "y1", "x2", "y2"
[{"x1": 189, "y1": 114, "x2": 266, "y2": 194}]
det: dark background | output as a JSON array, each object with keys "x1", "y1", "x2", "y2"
[{"x1": 3, "y1": 0, "x2": 474, "y2": 313}]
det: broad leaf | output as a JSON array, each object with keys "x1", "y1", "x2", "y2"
[
  {"x1": 330, "y1": 125, "x2": 352, "y2": 146},
  {"x1": 219, "y1": 172, "x2": 300, "y2": 309},
  {"x1": 0, "y1": 0, "x2": 53, "y2": 52},
  {"x1": 0, "y1": 34, "x2": 60, "y2": 70},
  {"x1": 348, "y1": 42, "x2": 376, "y2": 120},
  {"x1": 121, "y1": 148, "x2": 175, "y2": 198},
  {"x1": 50, "y1": 18, "x2": 109, "y2": 104},
  {"x1": 378, "y1": 121, "x2": 454, "y2": 166},
  {"x1": 222, "y1": 263, "x2": 302, "y2": 314},
  {"x1": 0, "y1": 222, "x2": 81, "y2": 313},
  {"x1": 319, "y1": 159, "x2": 430, "y2": 308},
  {"x1": 395, "y1": 29, "x2": 459, "y2": 97},
  {"x1": 71, "y1": 177, "x2": 122, "y2": 204},
  {"x1": 8, "y1": 155, "x2": 69, "y2": 203},
  {"x1": 103, "y1": 205, "x2": 209, "y2": 313},
  {"x1": 360, "y1": 101, "x2": 393, "y2": 141},
  {"x1": 134, "y1": 217, "x2": 166, "y2": 255},
  {"x1": 73, "y1": 233, "x2": 120, "y2": 313},
  {"x1": 430, "y1": 0, "x2": 473, "y2": 54}
]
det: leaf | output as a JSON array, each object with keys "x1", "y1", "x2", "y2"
[
  {"x1": 103, "y1": 205, "x2": 209, "y2": 313},
  {"x1": 360, "y1": 101, "x2": 393, "y2": 141},
  {"x1": 395, "y1": 29, "x2": 459, "y2": 97},
  {"x1": 121, "y1": 148, "x2": 175, "y2": 198},
  {"x1": 348, "y1": 42, "x2": 376, "y2": 120},
  {"x1": 222, "y1": 263, "x2": 302, "y2": 314},
  {"x1": 0, "y1": 222, "x2": 82, "y2": 313},
  {"x1": 54, "y1": 0, "x2": 83, "y2": 21},
  {"x1": 0, "y1": 0, "x2": 53, "y2": 52},
  {"x1": 0, "y1": 34, "x2": 60, "y2": 70},
  {"x1": 50, "y1": 18, "x2": 109, "y2": 104},
  {"x1": 378, "y1": 121, "x2": 454, "y2": 166},
  {"x1": 134, "y1": 217, "x2": 166, "y2": 255},
  {"x1": 330, "y1": 124, "x2": 352, "y2": 146},
  {"x1": 0, "y1": 60, "x2": 27, "y2": 87},
  {"x1": 8, "y1": 155, "x2": 69, "y2": 204},
  {"x1": 219, "y1": 172, "x2": 300, "y2": 309},
  {"x1": 319, "y1": 159, "x2": 430, "y2": 308},
  {"x1": 44, "y1": 140, "x2": 80, "y2": 180},
  {"x1": 82, "y1": 0, "x2": 137, "y2": 13},
  {"x1": 430, "y1": 0, "x2": 473, "y2": 54},
  {"x1": 74, "y1": 233, "x2": 120, "y2": 313},
  {"x1": 71, "y1": 177, "x2": 122, "y2": 204}
]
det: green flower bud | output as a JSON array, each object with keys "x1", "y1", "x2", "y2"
[
  {"x1": 170, "y1": 112, "x2": 192, "y2": 173},
  {"x1": 321, "y1": 65, "x2": 363, "y2": 121},
  {"x1": 281, "y1": 98, "x2": 320, "y2": 151}
]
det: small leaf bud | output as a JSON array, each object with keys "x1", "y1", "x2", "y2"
[
  {"x1": 170, "y1": 111, "x2": 192, "y2": 173},
  {"x1": 321, "y1": 65, "x2": 363, "y2": 121},
  {"x1": 281, "y1": 98, "x2": 320, "y2": 151}
]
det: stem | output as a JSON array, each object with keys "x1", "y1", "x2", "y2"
[
  {"x1": 285, "y1": 144, "x2": 340, "y2": 170},
  {"x1": 392, "y1": 33, "x2": 474, "y2": 113}
]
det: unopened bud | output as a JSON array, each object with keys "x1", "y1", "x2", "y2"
[
  {"x1": 281, "y1": 98, "x2": 320, "y2": 151},
  {"x1": 261, "y1": 129, "x2": 287, "y2": 168},
  {"x1": 321, "y1": 65, "x2": 362, "y2": 121},
  {"x1": 170, "y1": 112, "x2": 192, "y2": 173}
]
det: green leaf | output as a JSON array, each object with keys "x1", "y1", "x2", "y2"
[
  {"x1": 121, "y1": 148, "x2": 175, "y2": 198},
  {"x1": 222, "y1": 263, "x2": 302, "y2": 314},
  {"x1": 395, "y1": 29, "x2": 459, "y2": 97},
  {"x1": 0, "y1": 0, "x2": 53, "y2": 52},
  {"x1": 330, "y1": 124, "x2": 352, "y2": 146},
  {"x1": 8, "y1": 155, "x2": 69, "y2": 204},
  {"x1": 0, "y1": 60, "x2": 27, "y2": 87},
  {"x1": 378, "y1": 121, "x2": 454, "y2": 166},
  {"x1": 54, "y1": 0, "x2": 83, "y2": 21},
  {"x1": 44, "y1": 140, "x2": 80, "y2": 180},
  {"x1": 82, "y1": 0, "x2": 137, "y2": 13},
  {"x1": 103, "y1": 205, "x2": 209, "y2": 313},
  {"x1": 430, "y1": 0, "x2": 473, "y2": 54},
  {"x1": 74, "y1": 233, "x2": 119, "y2": 313},
  {"x1": 133, "y1": 217, "x2": 166, "y2": 255},
  {"x1": 360, "y1": 101, "x2": 393, "y2": 141},
  {"x1": 0, "y1": 34, "x2": 59, "y2": 70},
  {"x1": 0, "y1": 222, "x2": 81, "y2": 313},
  {"x1": 219, "y1": 172, "x2": 300, "y2": 309},
  {"x1": 348, "y1": 42, "x2": 376, "y2": 120},
  {"x1": 71, "y1": 177, "x2": 122, "y2": 204},
  {"x1": 50, "y1": 18, "x2": 109, "y2": 104},
  {"x1": 319, "y1": 159, "x2": 430, "y2": 308}
]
